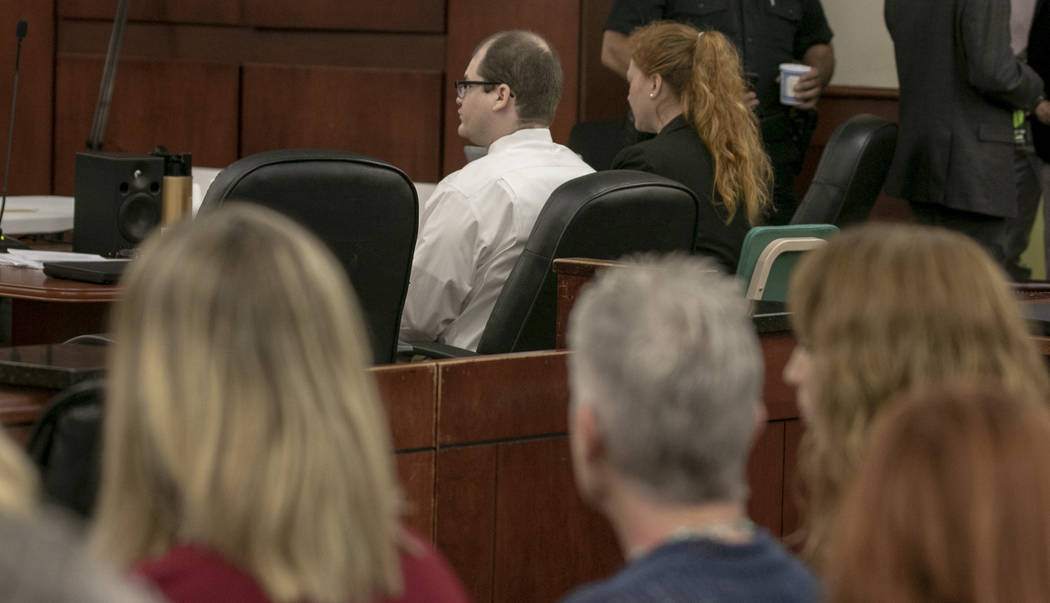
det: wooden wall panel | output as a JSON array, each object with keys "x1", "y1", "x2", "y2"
[
  {"x1": 59, "y1": 23, "x2": 447, "y2": 72},
  {"x1": 492, "y1": 438, "x2": 621, "y2": 601},
  {"x1": 373, "y1": 361, "x2": 436, "y2": 451},
  {"x1": 579, "y1": 0, "x2": 628, "y2": 121},
  {"x1": 396, "y1": 451, "x2": 435, "y2": 542},
  {"x1": 244, "y1": 0, "x2": 445, "y2": 33},
  {"x1": 435, "y1": 446, "x2": 498, "y2": 602},
  {"x1": 58, "y1": 0, "x2": 240, "y2": 24},
  {"x1": 442, "y1": 0, "x2": 582, "y2": 175},
  {"x1": 782, "y1": 418, "x2": 805, "y2": 548},
  {"x1": 762, "y1": 332, "x2": 800, "y2": 421},
  {"x1": 241, "y1": 64, "x2": 442, "y2": 183},
  {"x1": 0, "y1": 1, "x2": 54, "y2": 194},
  {"x1": 53, "y1": 56, "x2": 239, "y2": 194},
  {"x1": 437, "y1": 351, "x2": 570, "y2": 444},
  {"x1": 747, "y1": 420, "x2": 785, "y2": 536}
]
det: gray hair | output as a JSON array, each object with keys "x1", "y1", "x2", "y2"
[
  {"x1": 568, "y1": 255, "x2": 763, "y2": 504},
  {"x1": 475, "y1": 30, "x2": 562, "y2": 126}
]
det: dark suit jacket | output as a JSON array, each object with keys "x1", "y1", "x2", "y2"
[
  {"x1": 1031, "y1": 0, "x2": 1050, "y2": 162},
  {"x1": 611, "y1": 115, "x2": 752, "y2": 272},
  {"x1": 884, "y1": 0, "x2": 1046, "y2": 217}
]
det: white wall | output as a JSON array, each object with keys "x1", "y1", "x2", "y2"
[{"x1": 822, "y1": 0, "x2": 898, "y2": 88}]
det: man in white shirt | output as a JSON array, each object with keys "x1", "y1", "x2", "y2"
[{"x1": 400, "y1": 30, "x2": 594, "y2": 351}]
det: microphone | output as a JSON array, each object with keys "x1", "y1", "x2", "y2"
[{"x1": 0, "y1": 20, "x2": 29, "y2": 251}]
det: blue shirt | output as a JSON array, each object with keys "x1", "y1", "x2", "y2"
[{"x1": 561, "y1": 528, "x2": 818, "y2": 603}]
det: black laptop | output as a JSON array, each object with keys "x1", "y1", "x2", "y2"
[{"x1": 42, "y1": 260, "x2": 131, "y2": 285}]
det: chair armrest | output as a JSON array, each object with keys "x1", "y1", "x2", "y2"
[{"x1": 401, "y1": 340, "x2": 478, "y2": 359}]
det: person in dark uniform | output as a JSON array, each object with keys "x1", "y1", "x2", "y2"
[
  {"x1": 602, "y1": 0, "x2": 835, "y2": 225},
  {"x1": 611, "y1": 23, "x2": 772, "y2": 272}
]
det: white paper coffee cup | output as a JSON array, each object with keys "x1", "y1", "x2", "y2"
[{"x1": 779, "y1": 63, "x2": 812, "y2": 106}]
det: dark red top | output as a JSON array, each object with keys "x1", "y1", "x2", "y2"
[{"x1": 133, "y1": 532, "x2": 470, "y2": 603}]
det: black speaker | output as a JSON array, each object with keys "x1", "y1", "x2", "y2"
[{"x1": 73, "y1": 152, "x2": 163, "y2": 256}]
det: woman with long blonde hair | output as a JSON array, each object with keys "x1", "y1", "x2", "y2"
[
  {"x1": 91, "y1": 204, "x2": 467, "y2": 603},
  {"x1": 783, "y1": 223, "x2": 1049, "y2": 571},
  {"x1": 612, "y1": 21, "x2": 772, "y2": 272}
]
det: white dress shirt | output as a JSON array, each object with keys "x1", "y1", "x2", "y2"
[{"x1": 400, "y1": 128, "x2": 594, "y2": 350}]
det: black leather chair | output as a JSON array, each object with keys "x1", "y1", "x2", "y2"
[
  {"x1": 25, "y1": 379, "x2": 105, "y2": 518},
  {"x1": 200, "y1": 149, "x2": 418, "y2": 364},
  {"x1": 791, "y1": 114, "x2": 898, "y2": 227},
  {"x1": 411, "y1": 170, "x2": 699, "y2": 357}
]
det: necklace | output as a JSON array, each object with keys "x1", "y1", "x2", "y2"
[
  {"x1": 629, "y1": 517, "x2": 757, "y2": 561},
  {"x1": 667, "y1": 517, "x2": 755, "y2": 544}
]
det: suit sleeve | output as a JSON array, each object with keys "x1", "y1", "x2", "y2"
[
  {"x1": 959, "y1": 0, "x2": 1045, "y2": 110},
  {"x1": 399, "y1": 188, "x2": 480, "y2": 343}
]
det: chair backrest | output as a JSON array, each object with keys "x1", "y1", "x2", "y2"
[
  {"x1": 476, "y1": 170, "x2": 699, "y2": 354},
  {"x1": 791, "y1": 114, "x2": 897, "y2": 226},
  {"x1": 200, "y1": 149, "x2": 418, "y2": 364},
  {"x1": 25, "y1": 379, "x2": 105, "y2": 518},
  {"x1": 737, "y1": 224, "x2": 839, "y2": 304}
]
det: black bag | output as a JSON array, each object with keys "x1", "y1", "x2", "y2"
[{"x1": 24, "y1": 380, "x2": 105, "y2": 518}]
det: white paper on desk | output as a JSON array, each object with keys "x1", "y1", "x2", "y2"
[{"x1": 0, "y1": 249, "x2": 113, "y2": 270}]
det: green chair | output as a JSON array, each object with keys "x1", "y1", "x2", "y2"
[{"x1": 736, "y1": 224, "x2": 839, "y2": 310}]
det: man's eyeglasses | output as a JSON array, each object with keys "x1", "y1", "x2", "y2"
[{"x1": 454, "y1": 80, "x2": 503, "y2": 99}]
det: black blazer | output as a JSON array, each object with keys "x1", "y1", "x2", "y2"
[
  {"x1": 611, "y1": 115, "x2": 751, "y2": 273},
  {"x1": 1031, "y1": 0, "x2": 1050, "y2": 162}
]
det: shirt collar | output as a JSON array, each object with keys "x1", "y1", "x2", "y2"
[{"x1": 488, "y1": 127, "x2": 553, "y2": 154}]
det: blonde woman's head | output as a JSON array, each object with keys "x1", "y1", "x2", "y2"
[
  {"x1": 92, "y1": 204, "x2": 402, "y2": 602},
  {"x1": 786, "y1": 223, "x2": 1048, "y2": 568}
]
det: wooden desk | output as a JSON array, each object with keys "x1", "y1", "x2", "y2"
[{"x1": 0, "y1": 265, "x2": 118, "y2": 345}]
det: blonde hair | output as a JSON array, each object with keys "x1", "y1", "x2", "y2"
[
  {"x1": 629, "y1": 22, "x2": 772, "y2": 225},
  {"x1": 91, "y1": 205, "x2": 403, "y2": 602},
  {"x1": 787, "y1": 223, "x2": 1048, "y2": 570},
  {"x1": 827, "y1": 384, "x2": 1050, "y2": 603},
  {"x1": 0, "y1": 431, "x2": 38, "y2": 517}
]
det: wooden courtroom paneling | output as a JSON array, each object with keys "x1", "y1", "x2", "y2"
[
  {"x1": 747, "y1": 420, "x2": 785, "y2": 536},
  {"x1": 11, "y1": 299, "x2": 110, "y2": 346},
  {"x1": 492, "y1": 438, "x2": 621, "y2": 601},
  {"x1": 243, "y1": 0, "x2": 445, "y2": 33},
  {"x1": 53, "y1": 56, "x2": 239, "y2": 194},
  {"x1": 435, "y1": 445, "x2": 498, "y2": 601},
  {"x1": 442, "y1": 0, "x2": 582, "y2": 175},
  {"x1": 437, "y1": 351, "x2": 570, "y2": 445},
  {"x1": 0, "y1": 1, "x2": 54, "y2": 194},
  {"x1": 579, "y1": 0, "x2": 628, "y2": 121},
  {"x1": 782, "y1": 418, "x2": 805, "y2": 547},
  {"x1": 58, "y1": 0, "x2": 241, "y2": 25},
  {"x1": 373, "y1": 361, "x2": 436, "y2": 451},
  {"x1": 58, "y1": 22, "x2": 447, "y2": 72},
  {"x1": 762, "y1": 332, "x2": 800, "y2": 421},
  {"x1": 241, "y1": 64, "x2": 442, "y2": 183},
  {"x1": 396, "y1": 451, "x2": 435, "y2": 541}
]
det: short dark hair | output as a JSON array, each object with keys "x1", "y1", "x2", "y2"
[{"x1": 475, "y1": 30, "x2": 562, "y2": 126}]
